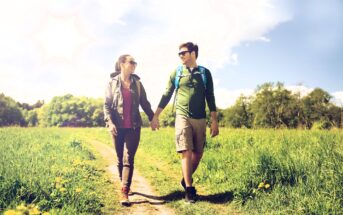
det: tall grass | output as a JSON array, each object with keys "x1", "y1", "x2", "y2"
[
  {"x1": 1, "y1": 127, "x2": 341, "y2": 214},
  {"x1": 135, "y1": 128, "x2": 343, "y2": 214},
  {"x1": 0, "y1": 128, "x2": 119, "y2": 214}
]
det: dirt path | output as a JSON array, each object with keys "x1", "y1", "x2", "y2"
[{"x1": 90, "y1": 140, "x2": 175, "y2": 215}]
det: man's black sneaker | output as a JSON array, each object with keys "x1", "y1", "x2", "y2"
[{"x1": 185, "y1": 186, "x2": 197, "y2": 203}]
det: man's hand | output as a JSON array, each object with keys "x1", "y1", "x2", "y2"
[
  {"x1": 108, "y1": 122, "x2": 117, "y2": 136},
  {"x1": 150, "y1": 116, "x2": 160, "y2": 131},
  {"x1": 210, "y1": 120, "x2": 219, "y2": 137}
]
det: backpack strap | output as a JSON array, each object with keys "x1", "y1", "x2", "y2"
[
  {"x1": 197, "y1": 66, "x2": 207, "y2": 89},
  {"x1": 135, "y1": 80, "x2": 141, "y2": 99},
  {"x1": 174, "y1": 65, "x2": 184, "y2": 90},
  {"x1": 172, "y1": 65, "x2": 184, "y2": 112},
  {"x1": 174, "y1": 65, "x2": 207, "y2": 89},
  {"x1": 172, "y1": 65, "x2": 207, "y2": 113}
]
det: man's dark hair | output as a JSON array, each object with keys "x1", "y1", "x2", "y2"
[{"x1": 179, "y1": 42, "x2": 199, "y2": 59}]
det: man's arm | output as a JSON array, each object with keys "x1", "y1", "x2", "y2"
[{"x1": 151, "y1": 70, "x2": 177, "y2": 130}]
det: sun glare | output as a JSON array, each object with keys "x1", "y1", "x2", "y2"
[{"x1": 33, "y1": 15, "x2": 91, "y2": 62}]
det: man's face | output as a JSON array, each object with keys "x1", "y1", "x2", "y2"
[{"x1": 178, "y1": 47, "x2": 192, "y2": 65}]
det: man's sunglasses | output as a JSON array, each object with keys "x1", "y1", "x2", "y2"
[
  {"x1": 128, "y1": 60, "x2": 137, "y2": 66},
  {"x1": 178, "y1": 51, "x2": 190, "y2": 57}
]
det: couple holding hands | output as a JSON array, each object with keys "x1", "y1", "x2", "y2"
[{"x1": 104, "y1": 42, "x2": 219, "y2": 206}]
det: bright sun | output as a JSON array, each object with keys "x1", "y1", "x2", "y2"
[{"x1": 33, "y1": 15, "x2": 91, "y2": 62}]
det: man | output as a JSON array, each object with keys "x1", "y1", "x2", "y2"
[{"x1": 151, "y1": 42, "x2": 219, "y2": 203}]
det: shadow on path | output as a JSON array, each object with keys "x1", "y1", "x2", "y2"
[{"x1": 132, "y1": 190, "x2": 234, "y2": 204}]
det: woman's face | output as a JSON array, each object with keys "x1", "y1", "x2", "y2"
[{"x1": 121, "y1": 56, "x2": 137, "y2": 74}]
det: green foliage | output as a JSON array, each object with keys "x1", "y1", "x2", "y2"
[
  {"x1": 223, "y1": 95, "x2": 253, "y2": 128},
  {"x1": 250, "y1": 82, "x2": 300, "y2": 128},
  {"x1": 0, "y1": 93, "x2": 25, "y2": 126},
  {"x1": 140, "y1": 112, "x2": 150, "y2": 127},
  {"x1": 22, "y1": 109, "x2": 39, "y2": 127},
  {"x1": 301, "y1": 88, "x2": 332, "y2": 129},
  {"x1": 2, "y1": 82, "x2": 342, "y2": 129},
  {"x1": 0, "y1": 128, "x2": 120, "y2": 214},
  {"x1": 39, "y1": 94, "x2": 105, "y2": 127},
  {"x1": 134, "y1": 128, "x2": 343, "y2": 214},
  {"x1": 159, "y1": 105, "x2": 176, "y2": 127}
]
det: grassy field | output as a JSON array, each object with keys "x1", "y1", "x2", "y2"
[
  {"x1": 0, "y1": 128, "x2": 120, "y2": 215},
  {"x1": 1, "y1": 127, "x2": 342, "y2": 214},
  {"x1": 134, "y1": 128, "x2": 343, "y2": 214}
]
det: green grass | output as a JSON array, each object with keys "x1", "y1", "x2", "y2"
[
  {"x1": 0, "y1": 128, "x2": 120, "y2": 215},
  {"x1": 134, "y1": 128, "x2": 343, "y2": 215},
  {"x1": 1, "y1": 127, "x2": 342, "y2": 214}
]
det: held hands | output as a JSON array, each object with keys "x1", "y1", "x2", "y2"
[
  {"x1": 150, "y1": 116, "x2": 160, "y2": 131},
  {"x1": 210, "y1": 120, "x2": 219, "y2": 137}
]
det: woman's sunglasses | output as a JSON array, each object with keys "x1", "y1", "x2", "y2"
[{"x1": 128, "y1": 60, "x2": 137, "y2": 66}]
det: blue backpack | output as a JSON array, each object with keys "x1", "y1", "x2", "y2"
[{"x1": 174, "y1": 65, "x2": 207, "y2": 90}]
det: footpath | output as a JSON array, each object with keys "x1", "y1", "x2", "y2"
[{"x1": 90, "y1": 140, "x2": 175, "y2": 215}]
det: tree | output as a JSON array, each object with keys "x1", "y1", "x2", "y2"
[
  {"x1": 327, "y1": 104, "x2": 342, "y2": 128},
  {"x1": 301, "y1": 88, "x2": 331, "y2": 129},
  {"x1": 159, "y1": 105, "x2": 175, "y2": 127},
  {"x1": 223, "y1": 95, "x2": 253, "y2": 128},
  {"x1": 40, "y1": 94, "x2": 105, "y2": 127},
  {"x1": 0, "y1": 93, "x2": 25, "y2": 126},
  {"x1": 250, "y1": 82, "x2": 299, "y2": 128}
]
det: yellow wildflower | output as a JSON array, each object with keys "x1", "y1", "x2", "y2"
[
  {"x1": 264, "y1": 184, "x2": 270, "y2": 189},
  {"x1": 55, "y1": 177, "x2": 62, "y2": 183},
  {"x1": 16, "y1": 203, "x2": 27, "y2": 211},
  {"x1": 4, "y1": 210, "x2": 16, "y2": 215},
  {"x1": 73, "y1": 159, "x2": 82, "y2": 166},
  {"x1": 258, "y1": 182, "x2": 265, "y2": 189},
  {"x1": 75, "y1": 188, "x2": 83, "y2": 193},
  {"x1": 29, "y1": 206, "x2": 41, "y2": 215},
  {"x1": 60, "y1": 187, "x2": 67, "y2": 192}
]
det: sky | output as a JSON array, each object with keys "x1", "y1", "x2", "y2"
[{"x1": 0, "y1": 0, "x2": 342, "y2": 109}]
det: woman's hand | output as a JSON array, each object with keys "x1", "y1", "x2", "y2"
[
  {"x1": 108, "y1": 122, "x2": 117, "y2": 136},
  {"x1": 150, "y1": 116, "x2": 160, "y2": 131}
]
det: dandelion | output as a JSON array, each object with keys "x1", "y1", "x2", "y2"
[
  {"x1": 73, "y1": 158, "x2": 82, "y2": 166},
  {"x1": 16, "y1": 203, "x2": 27, "y2": 211},
  {"x1": 75, "y1": 188, "x2": 83, "y2": 193},
  {"x1": 55, "y1": 177, "x2": 62, "y2": 183},
  {"x1": 28, "y1": 206, "x2": 41, "y2": 215},
  {"x1": 258, "y1": 182, "x2": 265, "y2": 189},
  {"x1": 4, "y1": 210, "x2": 16, "y2": 215},
  {"x1": 264, "y1": 184, "x2": 270, "y2": 189}
]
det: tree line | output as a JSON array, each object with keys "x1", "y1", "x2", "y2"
[
  {"x1": 0, "y1": 94, "x2": 104, "y2": 127},
  {"x1": 0, "y1": 82, "x2": 342, "y2": 129}
]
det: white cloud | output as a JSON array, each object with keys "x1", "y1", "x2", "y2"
[
  {"x1": 286, "y1": 85, "x2": 313, "y2": 97},
  {"x1": 113, "y1": 0, "x2": 291, "y2": 107},
  {"x1": 0, "y1": 0, "x2": 292, "y2": 108},
  {"x1": 215, "y1": 88, "x2": 254, "y2": 109},
  {"x1": 332, "y1": 91, "x2": 343, "y2": 107}
]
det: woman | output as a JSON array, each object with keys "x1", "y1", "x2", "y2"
[{"x1": 104, "y1": 54, "x2": 154, "y2": 206}]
